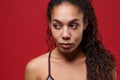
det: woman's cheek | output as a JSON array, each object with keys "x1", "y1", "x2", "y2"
[
  {"x1": 52, "y1": 32, "x2": 59, "y2": 43},
  {"x1": 74, "y1": 33, "x2": 83, "y2": 44}
]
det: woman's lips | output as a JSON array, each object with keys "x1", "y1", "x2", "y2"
[{"x1": 59, "y1": 43, "x2": 73, "y2": 49}]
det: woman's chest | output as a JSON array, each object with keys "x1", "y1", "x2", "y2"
[{"x1": 51, "y1": 64, "x2": 87, "y2": 80}]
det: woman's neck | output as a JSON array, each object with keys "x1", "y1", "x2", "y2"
[{"x1": 51, "y1": 47, "x2": 86, "y2": 63}]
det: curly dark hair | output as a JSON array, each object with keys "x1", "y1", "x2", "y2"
[{"x1": 46, "y1": 0, "x2": 116, "y2": 80}]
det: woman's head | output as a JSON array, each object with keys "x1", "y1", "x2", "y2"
[{"x1": 47, "y1": 0, "x2": 99, "y2": 53}]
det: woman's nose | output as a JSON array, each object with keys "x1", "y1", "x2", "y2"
[{"x1": 62, "y1": 27, "x2": 70, "y2": 40}]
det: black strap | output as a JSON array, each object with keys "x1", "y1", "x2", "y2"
[
  {"x1": 48, "y1": 51, "x2": 52, "y2": 76},
  {"x1": 46, "y1": 51, "x2": 54, "y2": 80}
]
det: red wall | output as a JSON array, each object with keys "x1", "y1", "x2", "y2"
[{"x1": 0, "y1": 0, "x2": 120, "y2": 80}]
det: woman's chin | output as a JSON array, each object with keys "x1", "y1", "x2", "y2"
[{"x1": 57, "y1": 47, "x2": 76, "y2": 54}]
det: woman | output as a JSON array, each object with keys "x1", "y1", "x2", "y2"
[{"x1": 25, "y1": 0, "x2": 116, "y2": 80}]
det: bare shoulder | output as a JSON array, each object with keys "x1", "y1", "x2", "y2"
[
  {"x1": 26, "y1": 52, "x2": 49, "y2": 68},
  {"x1": 24, "y1": 52, "x2": 49, "y2": 80}
]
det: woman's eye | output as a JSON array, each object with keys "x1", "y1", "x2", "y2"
[
  {"x1": 53, "y1": 24, "x2": 62, "y2": 29},
  {"x1": 69, "y1": 24, "x2": 79, "y2": 29}
]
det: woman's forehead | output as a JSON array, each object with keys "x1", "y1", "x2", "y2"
[
  {"x1": 52, "y1": 2, "x2": 83, "y2": 14},
  {"x1": 51, "y1": 5, "x2": 84, "y2": 23}
]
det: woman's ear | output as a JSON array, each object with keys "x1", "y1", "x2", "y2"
[
  {"x1": 48, "y1": 23, "x2": 51, "y2": 27},
  {"x1": 83, "y1": 19, "x2": 88, "y2": 30}
]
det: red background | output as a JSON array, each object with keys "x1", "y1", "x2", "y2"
[{"x1": 0, "y1": 0, "x2": 120, "y2": 80}]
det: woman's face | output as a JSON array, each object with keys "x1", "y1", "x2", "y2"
[{"x1": 49, "y1": 2, "x2": 87, "y2": 54}]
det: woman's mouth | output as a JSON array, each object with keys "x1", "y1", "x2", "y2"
[{"x1": 59, "y1": 43, "x2": 73, "y2": 49}]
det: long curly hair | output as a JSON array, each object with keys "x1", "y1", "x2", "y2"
[{"x1": 46, "y1": 0, "x2": 116, "y2": 80}]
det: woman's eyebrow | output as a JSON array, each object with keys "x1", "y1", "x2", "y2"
[
  {"x1": 68, "y1": 19, "x2": 80, "y2": 23},
  {"x1": 51, "y1": 18, "x2": 80, "y2": 24},
  {"x1": 51, "y1": 19, "x2": 62, "y2": 24}
]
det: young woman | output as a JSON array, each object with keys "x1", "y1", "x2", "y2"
[{"x1": 25, "y1": 0, "x2": 116, "y2": 80}]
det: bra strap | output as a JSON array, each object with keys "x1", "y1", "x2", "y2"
[
  {"x1": 46, "y1": 51, "x2": 54, "y2": 80},
  {"x1": 48, "y1": 51, "x2": 52, "y2": 76}
]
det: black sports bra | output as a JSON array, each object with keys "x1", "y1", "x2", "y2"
[{"x1": 46, "y1": 51, "x2": 54, "y2": 80}]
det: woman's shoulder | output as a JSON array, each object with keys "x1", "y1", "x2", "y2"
[
  {"x1": 25, "y1": 52, "x2": 50, "y2": 74},
  {"x1": 24, "y1": 52, "x2": 50, "y2": 80}
]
